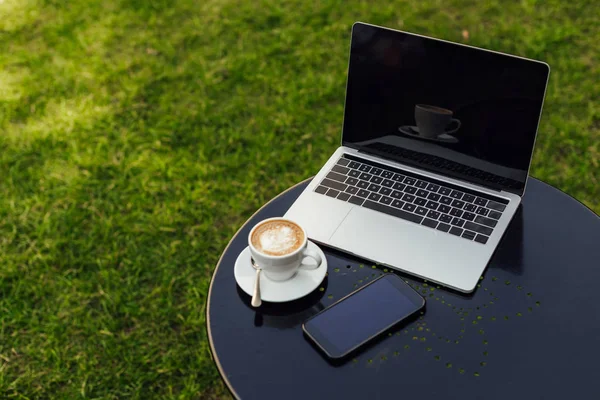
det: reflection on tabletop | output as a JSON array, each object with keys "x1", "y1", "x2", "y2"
[{"x1": 236, "y1": 278, "x2": 328, "y2": 330}]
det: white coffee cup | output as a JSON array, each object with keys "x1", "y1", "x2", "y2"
[{"x1": 248, "y1": 217, "x2": 322, "y2": 281}]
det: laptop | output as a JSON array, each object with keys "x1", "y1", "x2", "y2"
[{"x1": 284, "y1": 22, "x2": 550, "y2": 293}]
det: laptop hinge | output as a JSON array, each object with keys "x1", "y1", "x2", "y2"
[{"x1": 354, "y1": 148, "x2": 508, "y2": 193}]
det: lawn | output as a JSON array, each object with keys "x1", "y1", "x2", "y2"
[{"x1": 0, "y1": 0, "x2": 598, "y2": 398}]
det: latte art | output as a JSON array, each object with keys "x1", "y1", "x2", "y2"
[
  {"x1": 251, "y1": 220, "x2": 305, "y2": 256},
  {"x1": 257, "y1": 226, "x2": 297, "y2": 253}
]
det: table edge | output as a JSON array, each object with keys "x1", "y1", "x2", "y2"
[
  {"x1": 206, "y1": 178, "x2": 312, "y2": 400},
  {"x1": 530, "y1": 176, "x2": 599, "y2": 217}
]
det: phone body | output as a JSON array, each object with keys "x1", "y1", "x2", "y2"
[{"x1": 302, "y1": 273, "x2": 425, "y2": 360}]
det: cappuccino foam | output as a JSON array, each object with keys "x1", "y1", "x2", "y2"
[{"x1": 251, "y1": 220, "x2": 304, "y2": 256}]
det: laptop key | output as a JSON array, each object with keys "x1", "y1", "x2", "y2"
[
  {"x1": 450, "y1": 208, "x2": 463, "y2": 217},
  {"x1": 348, "y1": 170, "x2": 361, "y2": 178},
  {"x1": 370, "y1": 176, "x2": 383, "y2": 184},
  {"x1": 315, "y1": 185, "x2": 328, "y2": 194},
  {"x1": 363, "y1": 200, "x2": 423, "y2": 224},
  {"x1": 489, "y1": 210, "x2": 502, "y2": 220},
  {"x1": 404, "y1": 186, "x2": 417, "y2": 194},
  {"x1": 449, "y1": 227, "x2": 464, "y2": 236},
  {"x1": 359, "y1": 172, "x2": 372, "y2": 181},
  {"x1": 426, "y1": 183, "x2": 440, "y2": 192},
  {"x1": 391, "y1": 199, "x2": 405, "y2": 209},
  {"x1": 440, "y1": 196, "x2": 453, "y2": 205},
  {"x1": 427, "y1": 210, "x2": 440, "y2": 220},
  {"x1": 402, "y1": 193, "x2": 416, "y2": 202},
  {"x1": 474, "y1": 234, "x2": 489, "y2": 244},
  {"x1": 450, "y1": 190, "x2": 464, "y2": 199},
  {"x1": 379, "y1": 187, "x2": 392, "y2": 196},
  {"x1": 464, "y1": 203, "x2": 477, "y2": 212},
  {"x1": 381, "y1": 171, "x2": 394, "y2": 179},
  {"x1": 370, "y1": 167, "x2": 383, "y2": 176},
  {"x1": 337, "y1": 192, "x2": 351, "y2": 201},
  {"x1": 416, "y1": 189, "x2": 429, "y2": 198},
  {"x1": 476, "y1": 207, "x2": 489, "y2": 216},
  {"x1": 438, "y1": 205, "x2": 452, "y2": 214},
  {"x1": 345, "y1": 177, "x2": 359, "y2": 186},
  {"x1": 414, "y1": 198, "x2": 427, "y2": 206},
  {"x1": 462, "y1": 212, "x2": 476, "y2": 221},
  {"x1": 357, "y1": 180, "x2": 369, "y2": 189},
  {"x1": 391, "y1": 190, "x2": 403, "y2": 199},
  {"x1": 393, "y1": 182, "x2": 406, "y2": 191},
  {"x1": 487, "y1": 201, "x2": 506, "y2": 212},
  {"x1": 464, "y1": 221, "x2": 493, "y2": 236},
  {"x1": 436, "y1": 223, "x2": 451, "y2": 232},
  {"x1": 337, "y1": 158, "x2": 350, "y2": 166},
  {"x1": 392, "y1": 174, "x2": 405, "y2": 182},
  {"x1": 380, "y1": 196, "x2": 393, "y2": 205},
  {"x1": 422, "y1": 218, "x2": 438, "y2": 228},
  {"x1": 404, "y1": 177, "x2": 416, "y2": 185},
  {"x1": 327, "y1": 171, "x2": 347, "y2": 182},
  {"x1": 348, "y1": 196, "x2": 365, "y2": 206},
  {"x1": 462, "y1": 230, "x2": 476, "y2": 240},
  {"x1": 451, "y1": 217, "x2": 464, "y2": 227},
  {"x1": 451, "y1": 199, "x2": 465, "y2": 208},
  {"x1": 415, "y1": 206, "x2": 428, "y2": 216},
  {"x1": 474, "y1": 197, "x2": 488, "y2": 206},
  {"x1": 348, "y1": 161, "x2": 361, "y2": 169},
  {"x1": 425, "y1": 201, "x2": 439, "y2": 209},
  {"x1": 326, "y1": 189, "x2": 340, "y2": 198},
  {"x1": 415, "y1": 180, "x2": 428, "y2": 189},
  {"x1": 427, "y1": 192, "x2": 441, "y2": 201},
  {"x1": 358, "y1": 164, "x2": 371, "y2": 172},
  {"x1": 320, "y1": 178, "x2": 347, "y2": 192},
  {"x1": 439, "y1": 214, "x2": 452, "y2": 223},
  {"x1": 368, "y1": 183, "x2": 381, "y2": 192},
  {"x1": 438, "y1": 187, "x2": 452, "y2": 196},
  {"x1": 368, "y1": 192, "x2": 382, "y2": 202},
  {"x1": 462, "y1": 194, "x2": 476, "y2": 203},
  {"x1": 332, "y1": 165, "x2": 350, "y2": 175},
  {"x1": 403, "y1": 203, "x2": 416, "y2": 212},
  {"x1": 381, "y1": 179, "x2": 395, "y2": 188},
  {"x1": 475, "y1": 215, "x2": 497, "y2": 228},
  {"x1": 345, "y1": 186, "x2": 358, "y2": 195},
  {"x1": 357, "y1": 189, "x2": 370, "y2": 198}
]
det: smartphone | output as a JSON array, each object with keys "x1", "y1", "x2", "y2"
[{"x1": 302, "y1": 273, "x2": 425, "y2": 360}]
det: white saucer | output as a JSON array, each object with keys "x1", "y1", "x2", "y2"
[
  {"x1": 398, "y1": 125, "x2": 459, "y2": 143},
  {"x1": 234, "y1": 241, "x2": 328, "y2": 303}
]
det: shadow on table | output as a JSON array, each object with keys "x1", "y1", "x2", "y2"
[
  {"x1": 236, "y1": 277, "x2": 329, "y2": 329},
  {"x1": 488, "y1": 204, "x2": 524, "y2": 276}
]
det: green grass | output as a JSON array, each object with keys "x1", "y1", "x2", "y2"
[{"x1": 0, "y1": 0, "x2": 598, "y2": 398}]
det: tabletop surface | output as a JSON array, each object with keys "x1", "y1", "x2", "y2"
[{"x1": 207, "y1": 178, "x2": 600, "y2": 400}]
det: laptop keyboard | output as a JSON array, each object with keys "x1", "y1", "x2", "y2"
[{"x1": 313, "y1": 155, "x2": 508, "y2": 244}]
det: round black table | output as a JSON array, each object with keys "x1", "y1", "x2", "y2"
[{"x1": 207, "y1": 178, "x2": 600, "y2": 400}]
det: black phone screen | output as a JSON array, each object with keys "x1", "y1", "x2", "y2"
[{"x1": 303, "y1": 274, "x2": 425, "y2": 358}]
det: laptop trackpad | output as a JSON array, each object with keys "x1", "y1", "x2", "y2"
[{"x1": 329, "y1": 206, "x2": 438, "y2": 268}]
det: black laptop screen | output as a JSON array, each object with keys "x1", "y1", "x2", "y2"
[{"x1": 342, "y1": 23, "x2": 549, "y2": 195}]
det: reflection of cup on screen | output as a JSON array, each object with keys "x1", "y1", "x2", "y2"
[{"x1": 414, "y1": 104, "x2": 461, "y2": 138}]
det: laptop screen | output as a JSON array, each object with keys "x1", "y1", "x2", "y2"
[{"x1": 342, "y1": 23, "x2": 549, "y2": 196}]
